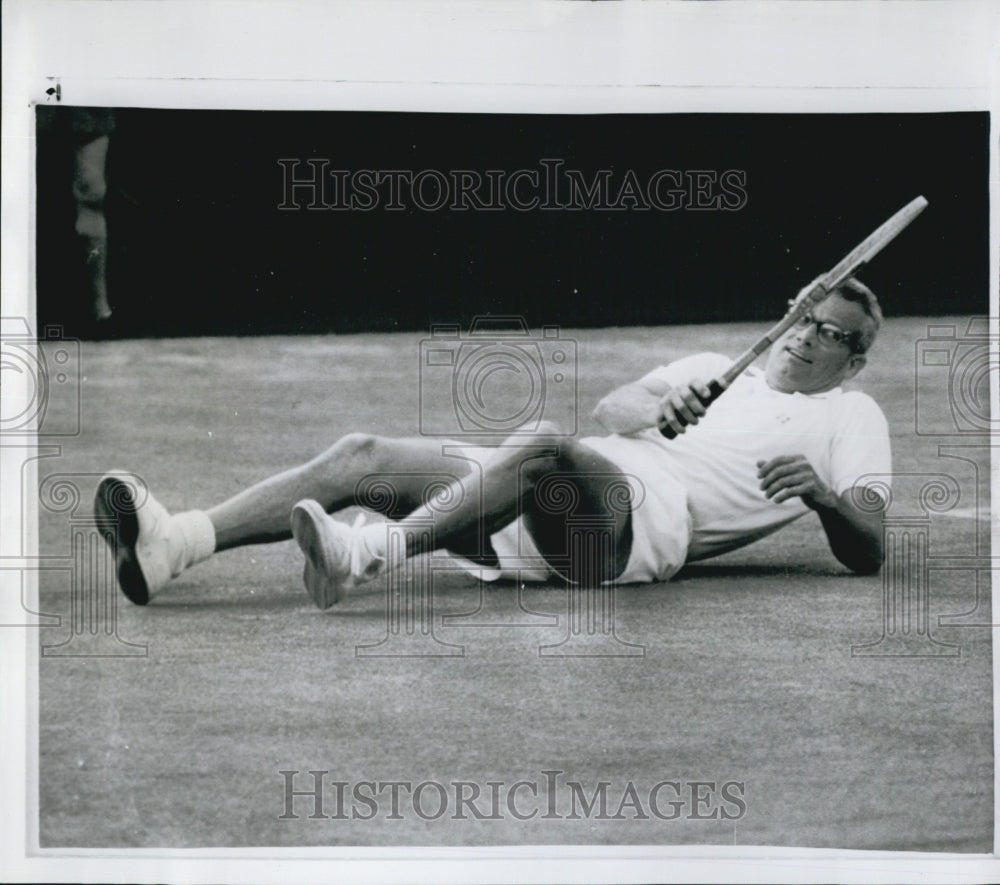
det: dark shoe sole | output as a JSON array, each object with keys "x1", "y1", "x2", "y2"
[{"x1": 94, "y1": 476, "x2": 150, "y2": 605}]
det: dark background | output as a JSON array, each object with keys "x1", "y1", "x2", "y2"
[{"x1": 37, "y1": 110, "x2": 989, "y2": 338}]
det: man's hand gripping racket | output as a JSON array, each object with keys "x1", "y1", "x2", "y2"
[{"x1": 659, "y1": 196, "x2": 929, "y2": 438}]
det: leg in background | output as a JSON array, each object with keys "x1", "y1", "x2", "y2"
[{"x1": 72, "y1": 134, "x2": 112, "y2": 321}]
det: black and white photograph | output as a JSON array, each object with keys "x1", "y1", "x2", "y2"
[{"x1": 3, "y1": 2, "x2": 998, "y2": 883}]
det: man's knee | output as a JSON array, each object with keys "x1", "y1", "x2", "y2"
[
  {"x1": 510, "y1": 421, "x2": 566, "y2": 463},
  {"x1": 512, "y1": 440, "x2": 563, "y2": 482},
  {"x1": 333, "y1": 431, "x2": 381, "y2": 461},
  {"x1": 533, "y1": 419, "x2": 561, "y2": 438},
  {"x1": 307, "y1": 432, "x2": 379, "y2": 474},
  {"x1": 530, "y1": 435, "x2": 591, "y2": 473},
  {"x1": 506, "y1": 432, "x2": 601, "y2": 487},
  {"x1": 72, "y1": 164, "x2": 108, "y2": 209}
]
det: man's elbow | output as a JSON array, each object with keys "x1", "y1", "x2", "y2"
[
  {"x1": 593, "y1": 392, "x2": 632, "y2": 431},
  {"x1": 591, "y1": 397, "x2": 613, "y2": 428},
  {"x1": 841, "y1": 543, "x2": 883, "y2": 576},
  {"x1": 847, "y1": 556, "x2": 882, "y2": 577}
]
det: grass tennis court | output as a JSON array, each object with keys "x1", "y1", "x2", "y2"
[{"x1": 36, "y1": 317, "x2": 992, "y2": 849}]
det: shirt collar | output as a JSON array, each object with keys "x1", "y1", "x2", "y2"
[{"x1": 745, "y1": 366, "x2": 843, "y2": 399}]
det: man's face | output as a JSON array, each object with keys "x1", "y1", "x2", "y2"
[{"x1": 765, "y1": 293, "x2": 872, "y2": 394}]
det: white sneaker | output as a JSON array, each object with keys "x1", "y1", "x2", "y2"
[
  {"x1": 94, "y1": 473, "x2": 175, "y2": 605},
  {"x1": 290, "y1": 502, "x2": 385, "y2": 610}
]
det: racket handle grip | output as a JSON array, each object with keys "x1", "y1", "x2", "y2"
[{"x1": 659, "y1": 379, "x2": 726, "y2": 439}]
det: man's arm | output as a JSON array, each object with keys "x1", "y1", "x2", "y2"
[
  {"x1": 757, "y1": 455, "x2": 884, "y2": 575},
  {"x1": 593, "y1": 377, "x2": 718, "y2": 436}
]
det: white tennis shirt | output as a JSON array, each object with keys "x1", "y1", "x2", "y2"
[{"x1": 626, "y1": 352, "x2": 892, "y2": 561}]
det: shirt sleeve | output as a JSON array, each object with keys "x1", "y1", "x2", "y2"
[
  {"x1": 636, "y1": 353, "x2": 733, "y2": 391},
  {"x1": 828, "y1": 392, "x2": 892, "y2": 498}
]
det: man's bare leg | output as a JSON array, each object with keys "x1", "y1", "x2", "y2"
[
  {"x1": 97, "y1": 434, "x2": 477, "y2": 604},
  {"x1": 207, "y1": 434, "x2": 475, "y2": 550},
  {"x1": 97, "y1": 429, "x2": 632, "y2": 604},
  {"x1": 293, "y1": 429, "x2": 634, "y2": 605},
  {"x1": 391, "y1": 432, "x2": 633, "y2": 581}
]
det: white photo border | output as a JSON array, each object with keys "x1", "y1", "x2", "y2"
[{"x1": 2, "y1": 1, "x2": 998, "y2": 883}]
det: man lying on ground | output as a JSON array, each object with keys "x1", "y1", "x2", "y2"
[{"x1": 95, "y1": 278, "x2": 890, "y2": 608}]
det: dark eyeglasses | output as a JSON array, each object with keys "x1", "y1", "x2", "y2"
[{"x1": 787, "y1": 302, "x2": 863, "y2": 352}]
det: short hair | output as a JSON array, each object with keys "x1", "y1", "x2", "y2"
[{"x1": 832, "y1": 277, "x2": 882, "y2": 353}]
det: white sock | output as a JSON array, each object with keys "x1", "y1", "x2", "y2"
[
  {"x1": 357, "y1": 521, "x2": 420, "y2": 574},
  {"x1": 170, "y1": 510, "x2": 216, "y2": 575}
]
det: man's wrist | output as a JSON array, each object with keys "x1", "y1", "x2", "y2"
[{"x1": 805, "y1": 486, "x2": 840, "y2": 512}]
